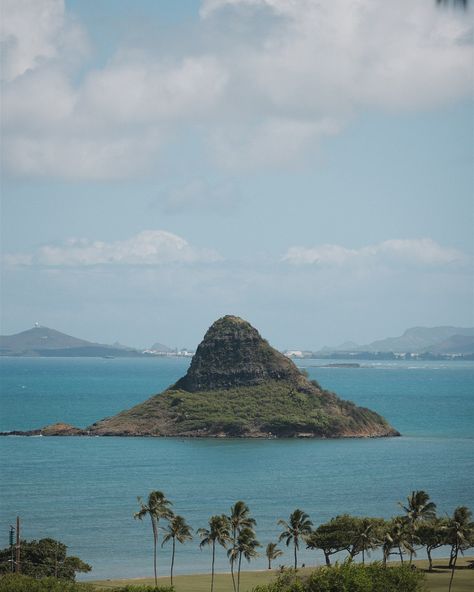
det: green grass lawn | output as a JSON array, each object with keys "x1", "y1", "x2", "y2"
[{"x1": 91, "y1": 556, "x2": 474, "y2": 592}]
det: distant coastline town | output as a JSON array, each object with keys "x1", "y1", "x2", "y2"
[{"x1": 0, "y1": 324, "x2": 473, "y2": 360}]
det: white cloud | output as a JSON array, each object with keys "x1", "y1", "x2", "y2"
[
  {"x1": 1, "y1": 0, "x2": 64, "y2": 81},
  {"x1": 1, "y1": 0, "x2": 472, "y2": 178},
  {"x1": 3, "y1": 230, "x2": 222, "y2": 267},
  {"x1": 0, "y1": 0, "x2": 88, "y2": 81},
  {"x1": 79, "y1": 55, "x2": 227, "y2": 126},
  {"x1": 210, "y1": 117, "x2": 340, "y2": 170},
  {"x1": 282, "y1": 238, "x2": 467, "y2": 267}
]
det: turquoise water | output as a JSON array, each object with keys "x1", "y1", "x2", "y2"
[{"x1": 0, "y1": 358, "x2": 473, "y2": 579}]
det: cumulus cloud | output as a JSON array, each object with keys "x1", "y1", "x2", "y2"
[
  {"x1": 3, "y1": 230, "x2": 222, "y2": 267},
  {"x1": 1, "y1": 0, "x2": 472, "y2": 178},
  {"x1": 0, "y1": 0, "x2": 88, "y2": 81},
  {"x1": 282, "y1": 238, "x2": 467, "y2": 267}
]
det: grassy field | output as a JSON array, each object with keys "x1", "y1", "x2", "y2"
[{"x1": 92, "y1": 556, "x2": 474, "y2": 592}]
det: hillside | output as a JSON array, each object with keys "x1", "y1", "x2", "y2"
[
  {"x1": 425, "y1": 334, "x2": 474, "y2": 354},
  {"x1": 0, "y1": 326, "x2": 142, "y2": 357},
  {"x1": 22, "y1": 315, "x2": 395, "y2": 439},
  {"x1": 366, "y1": 326, "x2": 474, "y2": 353},
  {"x1": 321, "y1": 326, "x2": 474, "y2": 355}
]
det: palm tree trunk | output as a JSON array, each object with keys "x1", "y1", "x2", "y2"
[
  {"x1": 362, "y1": 548, "x2": 365, "y2": 565},
  {"x1": 151, "y1": 516, "x2": 158, "y2": 587},
  {"x1": 230, "y1": 557, "x2": 236, "y2": 592},
  {"x1": 449, "y1": 544, "x2": 456, "y2": 568},
  {"x1": 231, "y1": 527, "x2": 237, "y2": 592},
  {"x1": 211, "y1": 541, "x2": 216, "y2": 592},
  {"x1": 448, "y1": 551, "x2": 458, "y2": 592},
  {"x1": 294, "y1": 541, "x2": 297, "y2": 570},
  {"x1": 427, "y1": 547, "x2": 433, "y2": 572},
  {"x1": 268, "y1": 557, "x2": 271, "y2": 569},
  {"x1": 237, "y1": 552, "x2": 242, "y2": 592},
  {"x1": 171, "y1": 537, "x2": 175, "y2": 586}
]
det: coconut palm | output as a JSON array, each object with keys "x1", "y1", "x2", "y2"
[
  {"x1": 381, "y1": 517, "x2": 415, "y2": 565},
  {"x1": 236, "y1": 527, "x2": 260, "y2": 592},
  {"x1": 134, "y1": 490, "x2": 173, "y2": 587},
  {"x1": 350, "y1": 518, "x2": 378, "y2": 564},
  {"x1": 399, "y1": 491, "x2": 437, "y2": 525},
  {"x1": 278, "y1": 509, "x2": 313, "y2": 569},
  {"x1": 399, "y1": 490, "x2": 437, "y2": 563},
  {"x1": 446, "y1": 506, "x2": 474, "y2": 592},
  {"x1": 161, "y1": 514, "x2": 193, "y2": 586},
  {"x1": 265, "y1": 542, "x2": 283, "y2": 569},
  {"x1": 198, "y1": 515, "x2": 230, "y2": 592},
  {"x1": 228, "y1": 501, "x2": 256, "y2": 591}
]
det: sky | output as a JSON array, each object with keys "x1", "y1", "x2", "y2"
[{"x1": 1, "y1": 0, "x2": 473, "y2": 350}]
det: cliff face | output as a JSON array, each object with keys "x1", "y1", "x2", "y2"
[{"x1": 174, "y1": 316, "x2": 301, "y2": 391}]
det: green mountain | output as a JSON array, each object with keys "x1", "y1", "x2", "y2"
[
  {"x1": 425, "y1": 334, "x2": 474, "y2": 354},
  {"x1": 0, "y1": 326, "x2": 141, "y2": 357},
  {"x1": 323, "y1": 326, "x2": 474, "y2": 354},
  {"x1": 83, "y1": 316, "x2": 398, "y2": 438},
  {"x1": 365, "y1": 326, "x2": 474, "y2": 353}
]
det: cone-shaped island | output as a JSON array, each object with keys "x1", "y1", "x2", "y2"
[{"x1": 3, "y1": 316, "x2": 399, "y2": 438}]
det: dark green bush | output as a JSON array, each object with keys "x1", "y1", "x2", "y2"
[
  {"x1": 108, "y1": 586, "x2": 174, "y2": 592},
  {"x1": 251, "y1": 563, "x2": 426, "y2": 592},
  {"x1": 0, "y1": 574, "x2": 95, "y2": 592}
]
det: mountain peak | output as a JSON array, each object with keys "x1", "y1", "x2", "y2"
[{"x1": 174, "y1": 315, "x2": 301, "y2": 392}]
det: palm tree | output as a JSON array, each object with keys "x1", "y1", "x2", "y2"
[
  {"x1": 134, "y1": 490, "x2": 173, "y2": 587},
  {"x1": 265, "y1": 542, "x2": 283, "y2": 569},
  {"x1": 350, "y1": 518, "x2": 378, "y2": 564},
  {"x1": 278, "y1": 509, "x2": 313, "y2": 569},
  {"x1": 161, "y1": 514, "x2": 193, "y2": 586},
  {"x1": 446, "y1": 506, "x2": 474, "y2": 592},
  {"x1": 235, "y1": 527, "x2": 260, "y2": 592},
  {"x1": 228, "y1": 501, "x2": 256, "y2": 591},
  {"x1": 198, "y1": 514, "x2": 230, "y2": 592},
  {"x1": 399, "y1": 490, "x2": 436, "y2": 563},
  {"x1": 381, "y1": 518, "x2": 415, "y2": 565},
  {"x1": 399, "y1": 491, "x2": 437, "y2": 524}
]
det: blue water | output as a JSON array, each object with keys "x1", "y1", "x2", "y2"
[{"x1": 0, "y1": 358, "x2": 473, "y2": 579}]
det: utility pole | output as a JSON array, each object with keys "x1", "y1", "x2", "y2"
[
  {"x1": 9, "y1": 526, "x2": 15, "y2": 572},
  {"x1": 15, "y1": 516, "x2": 20, "y2": 574}
]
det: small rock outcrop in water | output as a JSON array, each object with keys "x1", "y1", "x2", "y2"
[{"x1": 1, "y1": 316, "x2": 399, "y2": 439}]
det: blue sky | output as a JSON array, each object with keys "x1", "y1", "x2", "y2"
[{"x1": 1, "y1": 0, "x2": 473, "y2": 350}]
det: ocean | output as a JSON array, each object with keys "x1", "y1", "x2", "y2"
[{"x1": 0, "y1": 357, "x2": 473, "y2": 580}]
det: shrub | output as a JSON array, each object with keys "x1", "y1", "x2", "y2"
[
  {"x1": 108, "y1": 586, "x2": 174, "y2": 592},
  {"x1": 251, "y1": 563, "x2": 426, "y2": 592},
  {"x1": 0, "y1": 574, "x2": 95, "y2": 592}
]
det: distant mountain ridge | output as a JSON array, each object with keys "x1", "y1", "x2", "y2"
[
  {"x1": 323, "y1": 326, "x2": 474, "y2": 354},
  {"x1": 0, "y1": 326, "x2": 142, "y2": 357},
  {"x1": 149, "y1": 342, "x2": 173, "y2": 353}
]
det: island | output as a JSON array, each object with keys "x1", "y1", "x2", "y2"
[{"x1": 1, "y1": 316, "x2": 399, "y2": 439}]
